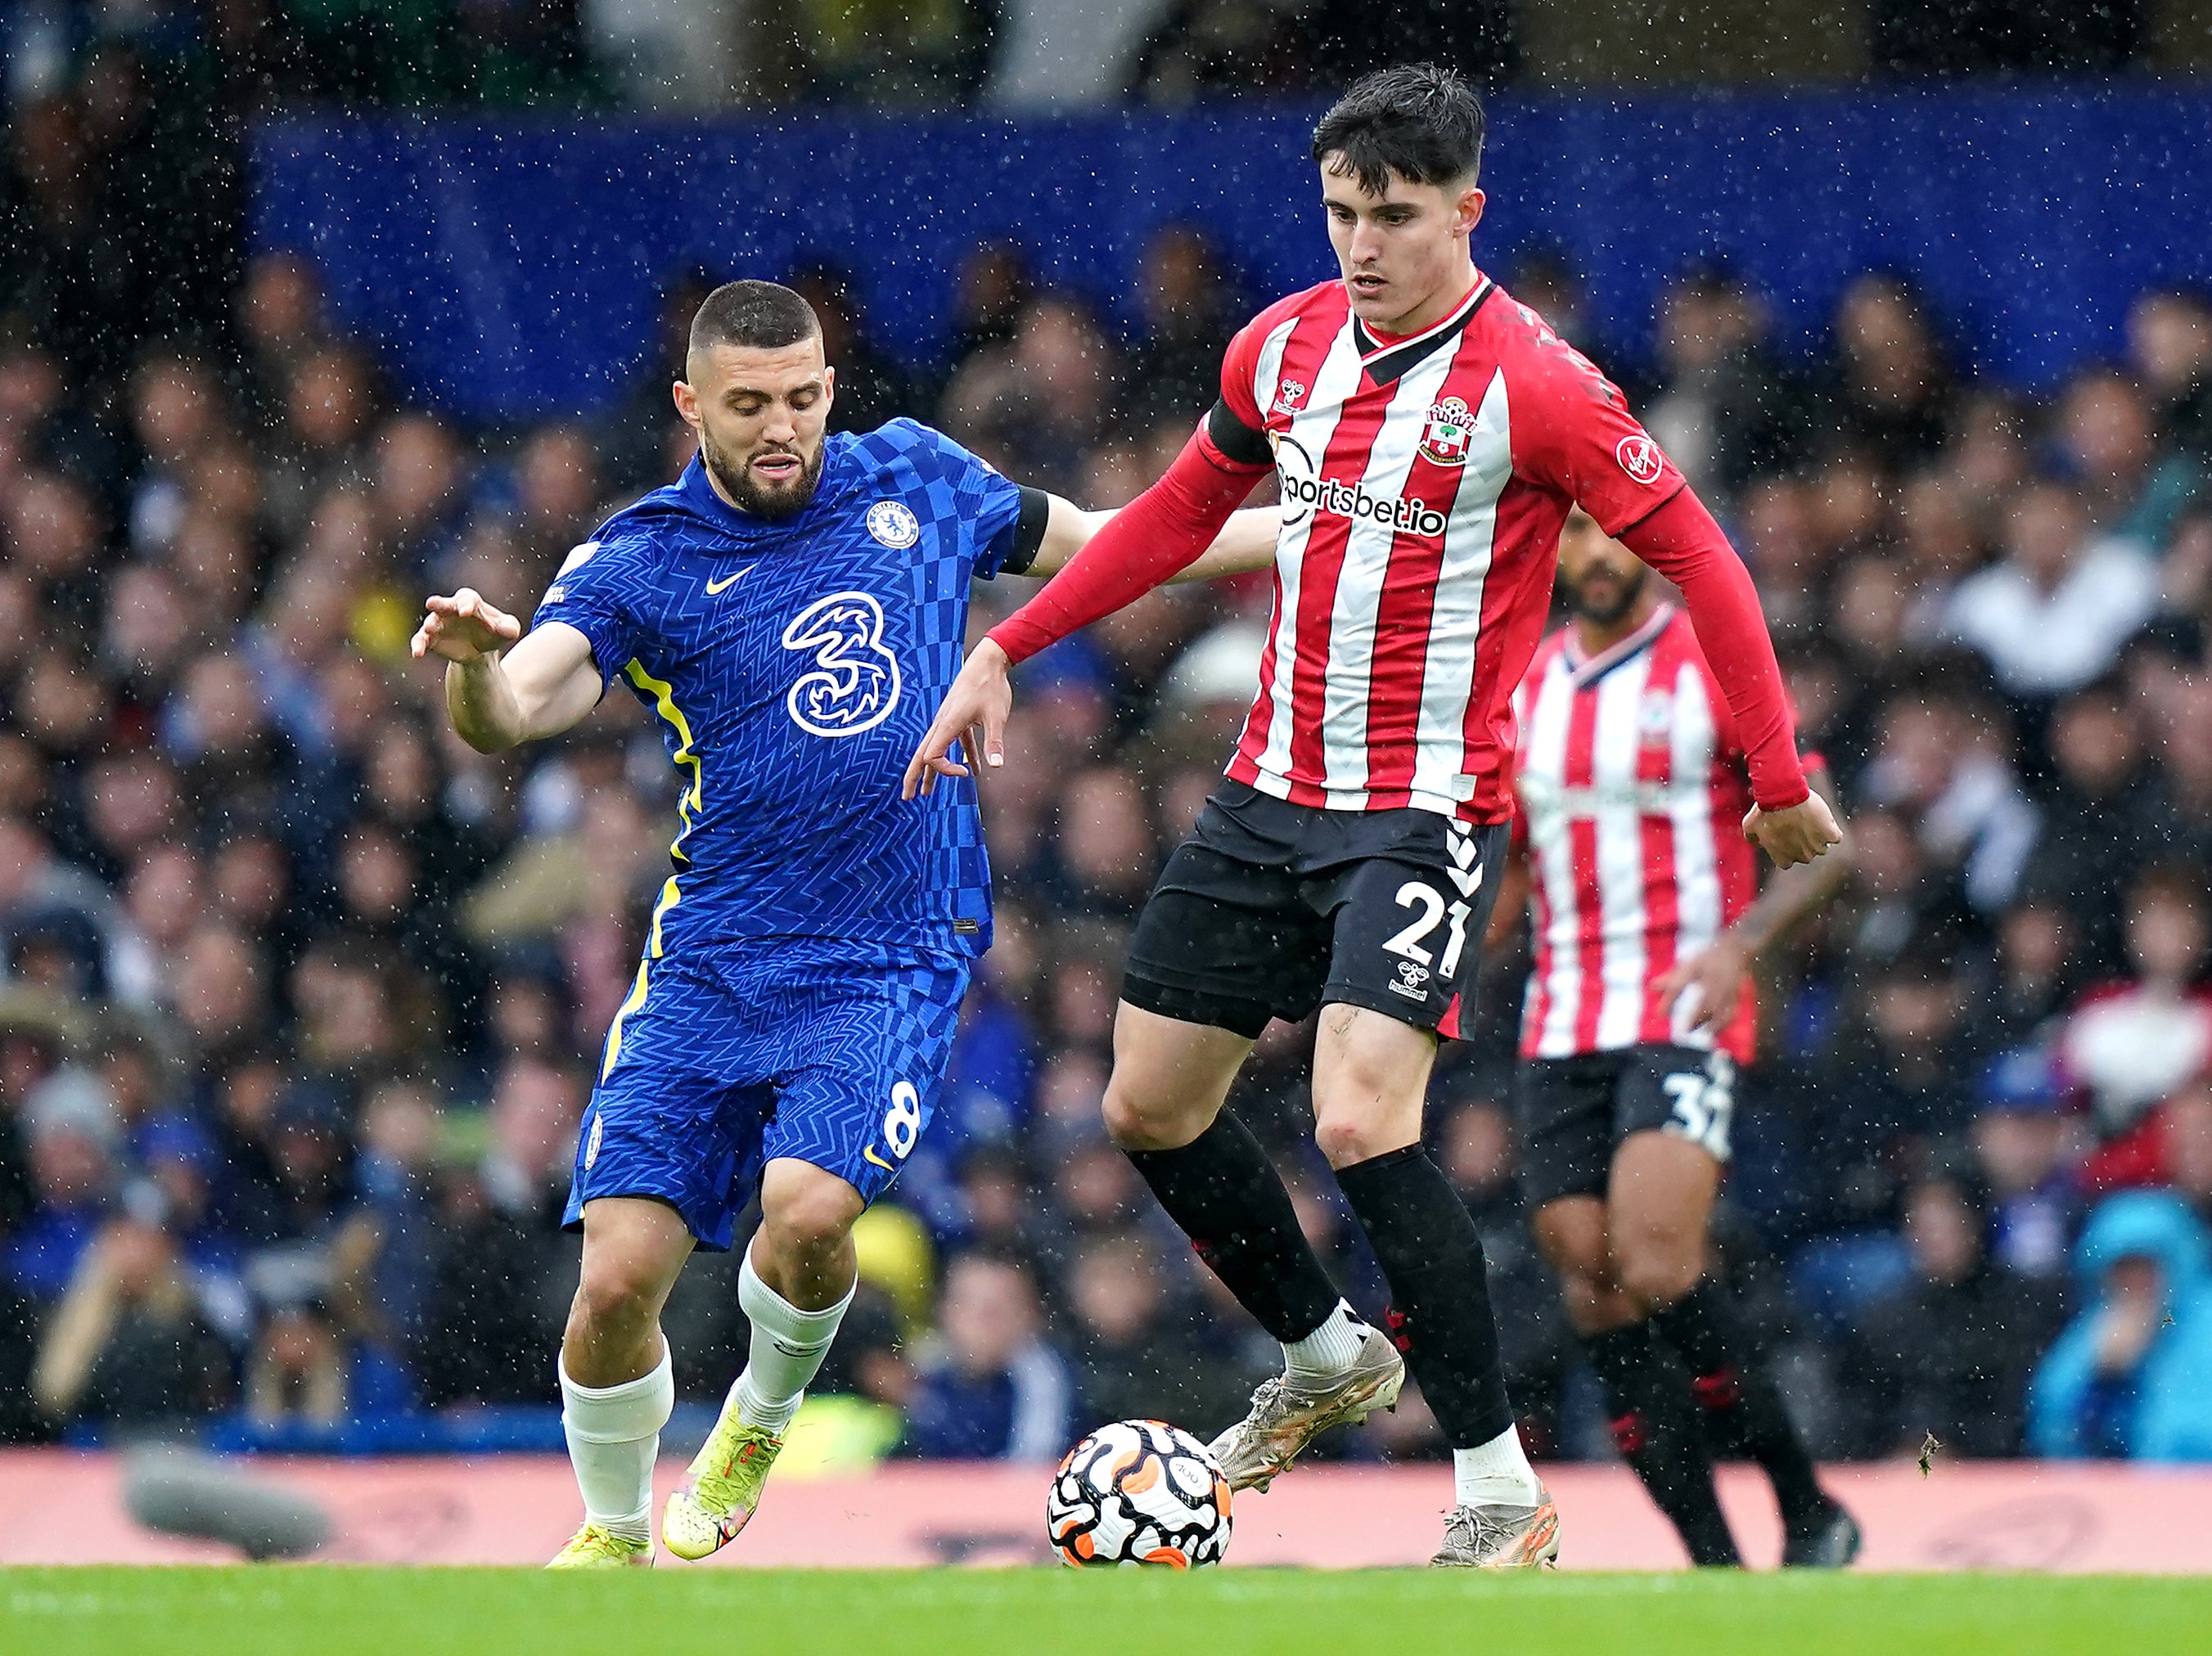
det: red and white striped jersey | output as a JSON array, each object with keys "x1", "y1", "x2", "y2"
[
  {"x1": 1513, "y1": 605, "x2": 1761, "y2": 1062},
  {"x1": 1216, "y1": 276, "x2": 1687, "y2": 823}
]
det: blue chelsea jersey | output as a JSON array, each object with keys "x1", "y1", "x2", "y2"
[{"x1": 532, "y1": 419, "x2": 1029, "y2": 959}]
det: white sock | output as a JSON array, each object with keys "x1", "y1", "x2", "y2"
[
  {"x1": 1283, "y1": 1298, "x2": 1367, "y2": 1384},
  {"x1": 731, "y1": 1248, "x2": 854, "y2": 1436},
  {"x1": 560, "y1": 1346, "x2": 674, "y2": 1544},
  {"x1": 1453, "y1": 1423, "x2": 1543, "y2": 1507}
]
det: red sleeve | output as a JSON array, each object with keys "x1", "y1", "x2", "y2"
[
  {"x1": 1620, "y1": 491, "x2": 1809, "y2": 812},
  {"x1": 1216, "y1": 311, "x2": 1271, "y2": 430},
  {"x1": 984, "y1": 423, "x2": 1267, "y2": 665},
  {"x1": 1506, "y1": 327, "x2": 1689, "y2": 535}
]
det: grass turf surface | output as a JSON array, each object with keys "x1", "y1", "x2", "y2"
[{"x1": 6, "y1": 1568, "x2": 2208, "y2": 1656}]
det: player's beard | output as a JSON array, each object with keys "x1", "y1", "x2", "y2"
[
  {"x1": 1566, "y1": 564, "x2": 1648, "y2": 628},
  {"x1": 701, "y1": 430, "x2": 824, "y2": 521}
]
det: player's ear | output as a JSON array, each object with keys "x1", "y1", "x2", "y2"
[
  {"x1": 672, "y1": 378, "x2": 701, "y2": 429},
  {"x1": 1456, "y1": 185, "x2": 1486, "y2": 239},
  {"x1": 822, "y1": 364, "x2": 836, "y2": 410}
]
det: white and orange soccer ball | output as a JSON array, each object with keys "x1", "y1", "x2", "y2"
[{"x1": 1046, "y1": 1420, "x2": 1232, "y2": 1568}]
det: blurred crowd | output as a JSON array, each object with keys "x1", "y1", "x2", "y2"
[{"x1": 8, "y1": 46, "x2": 2212, "y2": 1473}]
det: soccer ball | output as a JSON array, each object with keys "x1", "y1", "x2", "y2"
[{"x1": 1046, "y1": 1419, "x2": 1232, "y2": 1568}]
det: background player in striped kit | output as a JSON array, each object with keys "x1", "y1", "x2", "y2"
[
  {"x1": 908, "y1": 65, "x2": 1843, "y2": 1566},
  {"x1": 1501, "y1": 506, "x2": 1859, "y2": 1566}
]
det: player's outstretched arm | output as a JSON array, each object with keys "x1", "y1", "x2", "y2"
[
  {"x1": 1658, "y1": 765, "x2": 1854, "y2": 1032},
  {"x1": 412, "y1": 588, "x2": 602, "y2": 754},
  {"x1": 1022, "y1": 496, "x2": 1281, "y2": 584}
]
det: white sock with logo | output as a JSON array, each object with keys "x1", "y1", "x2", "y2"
[
  {"x1": 731, "y1": 1248, "x2": 855, "y2": 1437},
  {"x1": 560, "y1": 1345, "x2": 674, "y2": 1544},
  {"x1": 1283, "y1": 1298, "x2": 1368, "y2": 1384},
  {"x1": 1453, "y1": 1422, "x2": 1543, "y2": 1507}
]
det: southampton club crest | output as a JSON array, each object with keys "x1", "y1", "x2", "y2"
[{"x1": 1417, "y1": 397, "x2": 1474, "y2": 467}]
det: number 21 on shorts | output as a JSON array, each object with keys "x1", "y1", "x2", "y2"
[{"x1": 1661, "y1": 1054, "x2": 1734, "y2": 1159}]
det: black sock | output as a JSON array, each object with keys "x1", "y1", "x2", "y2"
[
  {"x1": 1648, "y1": 1280, "x2": 1829, "y2": 1530},
  {"x1": 1333, "y1": 1145, "x2": 1512, "y2": 1449},
  {"x1": 1124, "y1": 1112, "x2": 1341, "y2": 1343},
  {"x1": 1584, "y1": 1324, "x2": 1741, "y2": 1567}
]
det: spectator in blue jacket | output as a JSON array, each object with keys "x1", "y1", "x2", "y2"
[{"x1": 2029, "y1": 1191, "x2": 2212, "y2": 1460}]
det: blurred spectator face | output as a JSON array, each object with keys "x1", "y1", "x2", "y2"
[
  {"x1": 2002, "y1": 483, "x2": 2088, "y2": 586},
  {"x1": 1440, "y1": 1100, "x2": 1514, "y2": 1199},
  {"x1": 1812, "y1": 454, "x2": 1888, "y2": 551},
  {"x1": 0, "y1": 344, "x2": 61, "y2": 426},
  {"x1": 376, "y1": 413, "x2": 462, "y2": 530},
  {"x1": 0, "y1": 733, "x2": 48, "y2": 817},
  {"x1": 1057, "y1": 767, "x2": 1155, "y2": 900},
  {"x1": 2127, "y1": 291, "x2": 2211, "y2": 401},
  {"x1": 168, "y1": 511, "x2": 258, "y2": 623},
  {"x1": 1077, "y1": 445, "x2": 1149, "y2": 509},
  {"x1": 1837, "y1": 277, "x2": 1937, "y2": 403},
  {"x1": 1014, "y1": 299, "x2": 1107, "y2": 424},
  {"x1": 174, "y1": 653, "x2": 272, "y2": 758},
  {"x1": 2104, "y1": 1252, "x2": 2163, "y2": 1312},
  {"x1": 187, "y1": 446, "x2": 265, "y2": 530},
  {"x1": 939, "y1": 1256, "x2": 1039, "y2": 1378},
  {"x1": 1946, "y1": 391, "x2": 2030, "y2": 509},
  {"x1": 220, "y1": 1055, "x2": 286, "y2": 1139},
  {"x1": 0, "y1": 571, "x2": 36, "y2": 677},
  {"x1": 2124, "y1": 880, "x2": 2207, "y2": 986},
  {"x1": 125, "y1": 844, "x2": 202, "y2": 952},
  {"x1": 2048, "y1": 691, "x2": 2141, "y2": 799},
  {"x1": 1871, "y1": 970, "x2": 1959, "y2": 1054},
  {"x1": 518, "y1": 426, "x2": 599, "y2": 540},
  {"x1": 1997, "y1": 902, "x2": 2070, "y2": 986},
  {"x1": 300, "y1": 487, "x2": 379, "y2": 577},
  {"x1": 955, "y1": 244, "x2": 1030, "y2": 340},
  {"x1": 2057, "y1": 371, "x2": 2153, "y2": 488},
  {"x1": 1974, "y1": 1102, "x2": 2069, "y2": 1199},
  {"x1": 84, "y1": 754, "x2": 183, "y2": 865},
  {"x1": 241, "y1": 254, "x2": 326, "y2": 353},
  {"x1": 490, "y1": 1057, "x2": 585, "y2": 1189},
  {"x1": 1056, "y1": 1142, "x2": 1140, "y2": 1230},
  {"x1": 131, "y1": 358, "x2": 223, "y2": 467},
  {"x1": 286, "y1": 349, "x2": 371, "y2": 455},
  {"x1": 1070, "y1": 1239, "x2": 1163, "y2": 1342},
  {"x1": 1895, "y1": 472, "x2": 1979, "y2": 584},
  {"x1": 1047, "y1": 955, "x2": 1119, "y2": 1046},
  {"x1": 17, "y1": 650, "x2": 110, "y2": 757},
  {"x1": 98, "y1": 1038, "x2": 169, "y2": 1127},
  {"x1": 7, "y1": 471, "x2": 102, "y2": 583},
  {"x1": 1903, "y1": 1180, "x2": 1982, "y2": 1284},
  {"x1": 29, "y1": 1121, "x2": 110, "y2": 1208},
  {"x1": 209, "y1": 834, "x2": 291, "y2": 929},
  {"x1": 489, "y1": 975, "x2": 562, "y2": 1055},
  {"x1": 2165, "y1": 1089, "x2": 2212, "y2": 1204},
  {"x1": 337, "y1": 824, "x2": 416, "y2": 924},
  {"x1": 1831, "y1": 554, "x2": 1910, "y2": 664},
  {"x1": 174, "y1": 925, "x2": 268, "y2": 1047},
  {"x1": 104, "y1": 564, "x2": 195, "y2": 684},
  {"x1": 367, "y1": 721, "x2": 439, "y2": 821},
  {"x1": 362, "y1": 1080, "x2": 440, "y2": 1172},
  {"x1": 299, "y1": 958, "x2": 395, "y2": 1068},
  {"x1": 958, "y1": 1153, "x2": 1028, "y2": 1240},
  {"x1": 0, "y1": 812, "x2": 53, "y2": 910},
  {"x1": 1139, "y1": 226, "x2": 1219, "y2": 331}
]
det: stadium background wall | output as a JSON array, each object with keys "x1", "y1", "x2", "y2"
[{"x1": 250, "y1": 88, "x2": 2212, "y2": 425}]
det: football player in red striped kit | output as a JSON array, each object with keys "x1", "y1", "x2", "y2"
[
  {"x1": 906, "y1": 64, "x2": 1841, "y2": 1567},
  {"x1": 1502, "y1": 506, "x2": 1859, "y2": 1567}
]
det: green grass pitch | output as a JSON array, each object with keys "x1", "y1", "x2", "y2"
[{"x1": 7, "y1": 1568, "x2": 2209, "y2": 1656}]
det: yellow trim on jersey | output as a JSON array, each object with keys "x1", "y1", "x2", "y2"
[
  {"x1": 602, "y1": 959, "x2": 651, "y2": 1079},
  {"x1": 601, "y1": 659, "x2": 705, "y2": 1079}
]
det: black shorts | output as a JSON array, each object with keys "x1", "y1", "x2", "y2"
[
  {"x1": 1120, "y1": 781, "x2": 1510, "y2": 1041},
  {"x1": 1512, "y1": 1043, "x2": 1737, "y2": 1209}
]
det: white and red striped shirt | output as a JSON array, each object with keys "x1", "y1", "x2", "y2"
[
  {"x1": 1217, "y1": 277, "x2": 1688, "y2": 823},
  {"x1": 1514, "y1": 605, "x2": 1762, "y2": 1063}
]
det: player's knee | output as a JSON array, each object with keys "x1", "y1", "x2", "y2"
[
  {"x1": 569, "y1": 1257, "x2": 663, "y2": 1341},
  {"x1": 1101, "y1": 1078, "x2": 1194, "y2": 1152},
  {"x1": 1614, "y1": 1244, "x2": 1701, "y2": 1311},
  {"x1": 1309, "y1": 1105, "x2": 1409, "y2": 1170},
  {"x1": 759, "y1": 1176, "x2": 860, "y2": 1260}
]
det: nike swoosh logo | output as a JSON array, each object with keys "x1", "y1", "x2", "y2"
[
  {"x1": 863, "y1": 1145, "x2": 894, "y2": 1172},
  {"x1": 705, "y1": 565, "x2": 756, "y2": 595}
]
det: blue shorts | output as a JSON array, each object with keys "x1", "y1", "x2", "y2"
[{"x1": 563, "y1": 938, "x2": 971, "y2": 1250}]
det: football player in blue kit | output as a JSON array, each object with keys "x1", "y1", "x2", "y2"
[{"x1": 412, "y1": 280, "x2": 1278, "y2": 1568}]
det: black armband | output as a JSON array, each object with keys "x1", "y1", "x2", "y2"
[
  {"x1": 1205, "y1": 398, "x2": 1274, "y2": 469},
  {"x1": 1002, "y1": 486, "x2": 1052, "y2": 575}
]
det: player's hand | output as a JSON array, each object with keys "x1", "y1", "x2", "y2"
[
  {"x1": 1655, "y1": 934, "x2": 1751, "y2": 1033},
  {"x1": 1743, "y1": 793, "x2": 1841, "y2": 869},
  {"x1": 903, "y1": 639, "x2": 1011, "y2": 799},
  {"x1": 412, "y1": 588, "x2": 521, "y2": 664}
]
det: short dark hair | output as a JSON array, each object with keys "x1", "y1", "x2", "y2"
[
  {"x1": 1311, "y1": 63, "x2": 1485, "y2": 197},
  {"x1": 688, "y1": 280, "x2": 819, "y2": 359}
]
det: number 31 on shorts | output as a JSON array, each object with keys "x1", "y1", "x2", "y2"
[{"x1": 1661, "y1": 1055, "x2": 1735, "y2": 1160}]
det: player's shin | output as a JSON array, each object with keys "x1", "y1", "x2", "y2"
[
  {"x1": 1583, "y1": 1322, "x2": 1741, "y2": 1567},
  {"x1": 1647, "y1": 1280, "x2": 1832, "y2": 1531},
  {"x1": 1124, "y1": 1111, "x2": 1344, "y2": 1345},
  {"x1": 559, "y1": 1345, "x2": 675, "y2": 1545},
  {"x1": 732, "y1": 1247, "x2": 854, "y2": 1433},
  {"x1": 1334, "y1": 1145, "x2": 1543, "y2": 1507}
]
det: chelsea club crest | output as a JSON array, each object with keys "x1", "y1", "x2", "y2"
[{"x1": 866, "y1": 499, "x2": 921, "y2": 548}]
